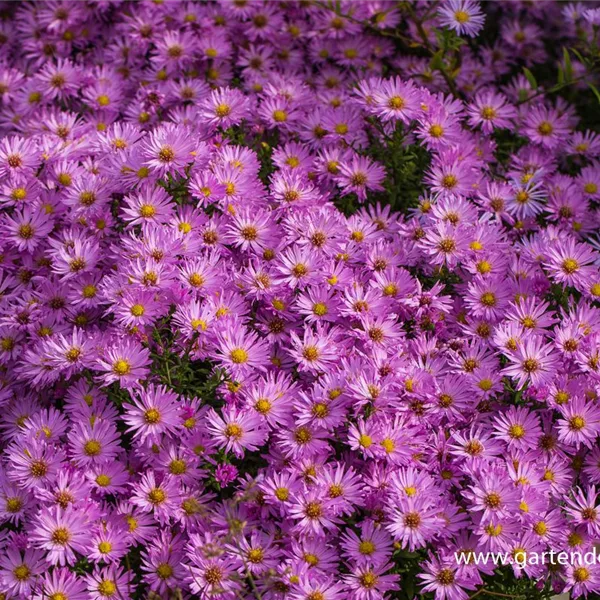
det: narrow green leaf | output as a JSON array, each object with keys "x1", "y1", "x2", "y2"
[
  {"x1": 522, "y1": 67, "x2": 537, "y2": 89},
  {"x1": 570, "y1": 46, "x2": 587, "y2": 67},
  {"x1": 563, "y1": 47, "x2": 573, "y2": 81},
  {"x1": 588, "y1": 82, "x2": 600, "y2": 104},
  {"x1": 557, "y1": 65, "x2": 565, "y2": 86}
]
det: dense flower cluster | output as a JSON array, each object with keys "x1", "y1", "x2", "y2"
[{"x1": 1, "y1": 1, "x2": 600, "y2": 599}]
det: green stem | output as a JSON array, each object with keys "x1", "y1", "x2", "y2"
[
  {"x1": 516, "y1": 73, "x2": 590, "y2": 105},
  {"x1": 404, "y1": 3, "x2": 461, "y2": 98},
  {"x1": 468, "y1": 589, "x2": 524, "y2": 600}
]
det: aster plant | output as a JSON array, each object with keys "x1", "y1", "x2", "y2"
[{"x1": 2, "y1": 1, "x2": 600, "y2": 600}]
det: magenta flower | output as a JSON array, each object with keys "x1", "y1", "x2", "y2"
[
  {"x1": 215, "y1": 463, "x2": 238, "y2": 487},
  {"x1": 502, "y1": 336, "x2": 560, "y2": 389},
  {"x1": 419, "y1": 555, "x2": 477, "y2": 600},
  {"x1": 123, "y1": 384, "x2": 179, "y2": 446},
  {"x1": 96, "y1": 340, "x2": 151, "y2": 389},
  {"x1": 0, "y1": 3, "x2": 599, "y2": 599},
  {"x1": 30, "y1": 507, "x2": 88, "y2": 566},
  {"x1": 206, "y1": 406, "x2": 266, "y2": 457}
]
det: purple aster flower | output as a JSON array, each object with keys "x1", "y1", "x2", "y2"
[
  {"x1": 96, "y1": 339, "x2": 151, "y2": 389},
  {"x1": 502, "y1": 336, "x2": 560, "y2": 389},
  {"x1": 0, "y1": 546, "x2": 46, "y2": 596},
  {"x1": 438, "y1": 0, "x2": 486, "y2": 37},
  {"x1": 122, "y1": 384, "x2": 179, "y2": 446},
  {"x1": 419, "y1": 555, "x2": 477, "y2": 600},
  {"x1": 30, "y1": 506, "x2": 88, "y2": 566}
]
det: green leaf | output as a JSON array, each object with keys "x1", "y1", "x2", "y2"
[
  {"x1": 563, "y1": 47, "x2": 573, "y2": 81},
  {"x1": 522, "y1": 67, "x2": 537, "y2": 90},
  {"x1": 588, "y1": 82, "x2": 600, "y2": 104},
  {"x1": 570, "y1": 46, "x2": 587, "y2": 67},
  {"x1": 557, "y1": 65, "x2": 565, "y2": 86},
  {"x1": 429, "y1": 49, "x2": 445, "y2": 71}
]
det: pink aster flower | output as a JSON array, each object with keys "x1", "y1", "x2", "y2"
[
  {"x1": 492, "y1": 406, "x2": 542, "y2": 451},
  {"x1": 69, "y1": 419, "x2": 121, "y2": 466},
  {"x1": 96, "y1": 339, "x2": 151, "y2": 389},
  {"x1": 336, "y1": 156, "x2": 386, "y2": 202},
  {"x1": 289, "y1": 325, "x2": 340, "y2": 373},
  {"x1": 419, "y1": 555, "x2": 476, "y2": 600},
  {"x1": 0, "y1": 135, "x2": 39, "y2": 177},
  {"x1": 30, "y1": 507, "x2": 88, "y2": 566},
  {"x1": 141, "y1": 123, "x2": 195, "y2": 178},
  {"x1": 343, "y1": 562, "x2": 400, "y2": 600},
  {"x1": 386, "y1": 496, "x2": 442, "y2": 551},
  {"x1": 523, "y1": 105, "x2": 571, "y2": 149},
  {"x1": 289, "y1": 491, "x2": 340, "y2": 536},
  {"x1": 88, "y1": 524, "x2": 129, "y2": 564},
  {"x1": 340, "y1": 520, "x2": 394, "y2": 567},
  {"x1": 122, "y1": 185, "x2": 174, "y2": 227},
  {"x1": 420, "y1": 222, "x2": 470, "y2": 268},
  {"x1": 206, "y1": 406, "x2": 266, "y2": 458},
  {"x1": 557, "y1": 397, "x2": 600, "y2": 450},
  {"x1": 6, "y1": 437, "x2": 64, "y2": 489},
  {"x1": 3, "y1": 206, "x2": 54, "y2": 252},
  {"x1": 186, "y1": 553, "x2": 242, "y2": 598},
  {"x1": 224, "y1": 206, "x2": 277, "y2": 252},
  {"x1": 33, "y1": 567, "x2": 88, "y2": 600},
  {"x1": 214, "y1": 322, "x2": 270, "y2": 375},
  {"x1": 0, "y1": 546, "x2": 46, "y2": 597},
  {"x1": 130, "y1": 471, "x2": 181, "y2": 526},
  {"x1": 425, "y1": 158, "x2": 479, "y2": 197},
  {"x1": 201, "y1": 87, "x2": 251, "y2": 129},
  {"x1": 545, "y1": 238, "x2": 597, "y2": 289},
  {"x1": 372, "y1": 77, "x2": 421, "y2": 124},
  {"x1": 85, "y1": 565, "x2": 132, "y2": 600},
  {"x1": 564, "y1": 486, "x2": 600, "y2": 536},
  {"x1": 502, "y1": 336, "x2": 560, "y2": 389},
  {"x1": 290, "y1": 578, "x2": 346, "y2": 600},
  {"x1": 44, "y1": 328, "x2": 97, "y2": 378},
  {"x1": 123, "y1": 384, "x2": 179, "y2": 446},
  {"x1": 466, "y1": 90, "x2": 516, "y2": 134}
]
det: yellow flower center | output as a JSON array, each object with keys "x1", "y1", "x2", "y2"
[
  {"x1": 84, "y1": 439, "x2": 102, "y2": 456},
  {"x1": 98, "y1": 541, "x2": 112, "y2": 554},
  {"x1": 96, "y1": 474, "x2": 111, "y2": 487},
  {"x1": 215, "y1": 104, "x2": 231, "y2": 118},
  {"x1": 112, "y1": 359, "x2": 131, "y2": 375},
  {"x1": 454, "y1": 10, "x2": 470, "y2": 23},
  {"x1": 148, "y1": 488, "x2": 166, "y2": 504},
  {"x1": 139, "y1": 204, "x2": 156, "y2": 218},
  {"x1": 130, "y1": 304, "x2": 145, "y2": 317},
  {"x1": 13, "y1": 565, "x2": 30, "y2": 580},
  {"x1": 225, "y1": 423, "x2": 243, "y2": 439},
  {"x1": 359, "y1": 540, "x2": 376, "y2": 555},
  {"x1": 97, "y1": 580, "x2": 117, "y2": 597},
  {"x1": 230, "y1": 348, "x2": 248, "y2": 364}
]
